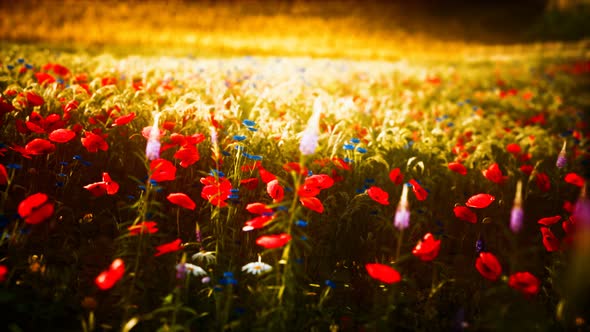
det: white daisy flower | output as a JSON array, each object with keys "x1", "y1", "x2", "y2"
[
  {"x1": 242, "y1": 256, "x2": 272, "y2": 275},
  {"x1": 184, "y1": 263, "x2": 207, "y2": 277},
  {"x1": 192, "y1": 250, "x2": 216, "y2": 265}
]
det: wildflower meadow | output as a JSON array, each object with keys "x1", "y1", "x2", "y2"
[{"x1": 0, "y1": 19, "x2": 590, "y2": 332}]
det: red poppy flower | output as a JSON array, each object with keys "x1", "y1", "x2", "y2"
[
  {"x1": 154, "y1": 238, "x2": 183, "y2": 256},
  {"x1": 101, "y1": 77, "x2": 117, "y2": 86},
  {"x1": 0, "y1": 265, "x2": 7, "y2": 283},
  {"x1": 44, "y1": 113, "x2": 65, "y2": 132},
  {"x1": 95, "y1": 258, "x2": 125, "y2": 290},
  {"x1": 332, "y1": 157, "x2": 352, "y2": 171},
  {"x1": 162, "y1": 121, "x2": 176, "y2": 131},
  {"x1": 506, "y1": 143, "x2": 521, "y2": 155},
  {"x1": 412, "y1": 233, "x2": 441, "y2": 261},
  {"x1": 242, "y1": 215, "x2": 274, "y2": 231},
  {"x1": 453, "y1": 206, "x2": 477, "y2": 223},
  {"x1": 167, "y1": 193, "x2": 196, "y2": 210},
  {"x1": 35, "y1": 72, "x2": 55, "y2": 85},
  {"x1": 367, "y1": 186, "x2": 389, "y2": 205},
  {"x1": 18, "y1": 192, "x2": 54, "y2": 224},
  {"x1": 246, "y1": 202, "x2": 272, "y2": 215},
  {"x1": 150, "y1": 159, "x2": 176, "y2": 182},
  {"x1": 10, "y1": 144, "x2": 33, "y2": 159},
  {"x1": 0, "y1": 99, "x2": 15, "y2": 116},
  {"x1": 483, "y1": 163, "x2": 508, "y2": 184},
  {"x1": 448, "y1": 162, "x2": 467, "y2": 175},
  {"x1": 128, "y1": 221, "x2": 159, "y2": 235},
  {"x1": 508, "y1": 272, "x2": 540, "y2": 296},
  {"x1": 537, "y1": 215, "x2": 561, "y2": 226},
  {"x1": 45, "y1": 63, "x2": 70, "y2": 77},
  {"x1": 465, "y1": 194, "x2": 495, "y2": 208},
  {"x1": 173, "y1": 145, "x2": 200, "y2": 168},
  {"x1": 304, "y1": 174, "x2": 335, "y2": 190},
  {"x1": 365, "y1": 263, "x2": 401, "y2": 284},
  {"x1": 540, "y1": 227, "x2": 560, "y2": 252},
  {"x1": 113, "y1": 112, "x2": 135, "y2": 126},
  {"x1": 475, "y1": 252, "x2": 502, "y2": 281},
  {"x1": 565, "y1": 173, "x2": 585, "y2": 187},
  {"x1": 240, "y1": 177, "x2": 259, "y2": 190},
  {"x1": 258, "y1": 166, "x2": 277, "y2": 184},
  {"x1": 283, "y1": 162, "x2": 308, "y2": 175},
  {"x1": 298, "y1": 184, "x2": 321, "y2": 197},
  {"x1": 200, "y1": 176, "x2": 232, "y2": 207},
  {"x1": 25, "y1": 91, "x2": 44, "y2": 106},
  {"x1": 562, "y1": 218, "x2": 575, "y2": 235},
  {"x1": 255, "y1": 233, "x2": 291, "y2": 249},
  {"x1": 389, "y1": 168, "x2": 404, "y2": 184},
  {"x1": 300, "y1": 196, "x2": 324, "y2": 213},
  {"x1": 25, "y1": 138, "x2": 56, "y2": 155},
  {"x1": 81, "y1": 132, "x2": 108, "y2": 153},
  {"x1": 0, "y1": 164, "x2": 8, "y2": 185},
  {"x1": 16, "y1": 119, "x2": 29, "y2": 134},
  {"x1": 267, "y1": 179, "x2": 284, "y2": 203},
  {"x1": 535, "y1": 172, "x2": 551, "y2": 192},
  {"x1": 84, "y1": 172, "x2": 119, "y2": 196},
  {"x1": 409, "y1": 179, "x2": 428, "y2": 201},
  {"x1": 563, "y1": 201, "x2": 574, "y2": 214},
  {"x1": 520, "y1": 164, "x2": 534, "y2": 176},
  {"x1": 48, "y1": 128, "x2": 76, "y2": 143}
]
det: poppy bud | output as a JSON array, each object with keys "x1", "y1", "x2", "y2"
[
  {"x1": 510, "y1": 180, "x2": 524, "y2": 233},
  {"x1": 556, "y1": 140, "x2": 567, "y2": 168},
  {"x1": 394, "y1": 185, "x2": 410, "y2": 230},
  {"x1": 299, "y1": 96, "x2": 322, "y2": 156},
  {"x1": 146, "y1": 112, "x2": 161, "y2": 161}
]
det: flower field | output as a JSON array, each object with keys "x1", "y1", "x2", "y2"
[{"x1": 0, "y1": 43, "x2": 589, "y2": 331}]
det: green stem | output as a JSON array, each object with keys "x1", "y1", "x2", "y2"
[
  {"x1": 395, "y1": 229, "x2": 404, "y2": 262},
  {"x1": 176, "y1": 208, "x2": 180, "y2": 238},
  {"x1": 124, "y1": 179, "x2": 153, "y2": 320},
  {"x1": 277, "y1": 156, "x2": 304, "y2": 303}
]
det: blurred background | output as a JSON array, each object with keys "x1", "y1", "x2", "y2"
[{"x1": 0, "y1": 0, "x2": 589, "y2": 59}]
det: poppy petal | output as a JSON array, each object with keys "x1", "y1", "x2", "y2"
[
  {"x1": 365, "y1": 263, "x2": 401, "y2": 284},
  {"x1": 255, "y1": 233, "x2": 291, "y2": 249},
  {"x1": 367, "y1": 186, "x2": 389, "y2": 205},
  {"x1": 49, "y1": 128, "x2": 76, "y2": 143},
  {"x1": 565, "y1": 173, "x2": 585, "y2": 187},
  {"x1": 465, "y1": 194, "x2": 495, "y2": 208},
  {"x1": 537, "y1": 215, "x2": 561, "y2": 226},
  {"x1": 300, "y1": 196, "x2": 324, "y2": 213},
  {"x1": 18, "y1": 193, "x2": 54, "y2": 224},
  {"x1": 453, "y1": 206, "x2": 477, "y2": 223},
  {"x1": 167, "y1": 193, "x2": 196, "y2": 210}
]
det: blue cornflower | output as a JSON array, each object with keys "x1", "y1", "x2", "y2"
[
  {"x1": 356, "y1": 147, "x2": 367, "y2": 154},
  {"x1": 242, "y1": 119, "x2": 256, "y2": 127},
  {"x1": 233, "y1": 135, "x2": 247, "y2": 141},
  {"x1": 295, "y1": 220, "x2": 308, "y2": 227}
]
